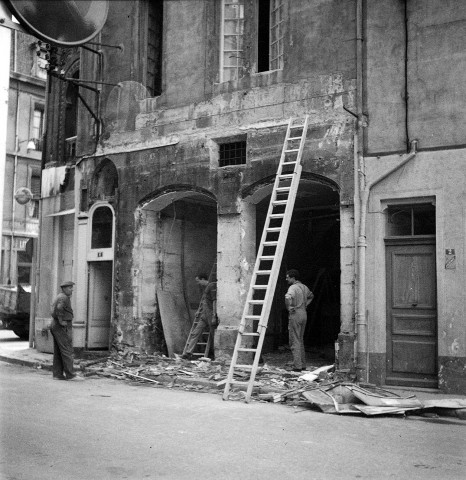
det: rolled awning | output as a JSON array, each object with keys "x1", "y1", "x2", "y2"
[{"x1": 47, "y1": 208, "x2": 75, "y2": 217}]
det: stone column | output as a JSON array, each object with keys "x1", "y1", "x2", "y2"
[{"x1": 215, "y1": 202, "x2": 256, "y2": 361}]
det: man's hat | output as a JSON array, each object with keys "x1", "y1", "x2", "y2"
[{"x1": 60, "y1": 281, "x2": 75, "y2": 288}]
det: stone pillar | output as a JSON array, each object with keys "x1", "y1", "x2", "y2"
[
  {"x1": 215, "y1": 202, "x2": 256, "y2": 361},
  {"x1": 337, "y1": 205, "x2": 356, "y2": 373}
]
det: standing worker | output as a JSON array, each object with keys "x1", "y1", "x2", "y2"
[
  {"x1": 285, "y1": 269, "x2": 314, "y2": 372},
  {"x1": 50, "y1": 281, "x2": 83, "y2": 381},
  {"x1": 182, "y1": 273, "x2": 217, "y2": 360}
]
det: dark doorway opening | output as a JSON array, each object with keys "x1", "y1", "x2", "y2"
[{"x1": 255, "y1": 180, "x2": 340, "y2": 365}]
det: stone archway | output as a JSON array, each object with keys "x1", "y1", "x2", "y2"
[
  {"x1": 242, "y1": 174, "x2": 344, "y2": 364},
  {"x1": 133, "y1": 188, "x2": 217, "y2": 355}
]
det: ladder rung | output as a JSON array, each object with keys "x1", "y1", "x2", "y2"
[
  {"x1": 234, "y1": 364, "x2": 255, "y2": 369},
  {"x1": 252, "y1": 285, "x2": 268, "y2": 289},
  {"x1": 265, "y1": 228, "x2": 281, "y2": 232},
  {"x1": 290, "y1": 123, "x2": 305, "y2": 128},
  {"x1": 272, "y1": 201, "x2": 287, "y2": 205},
  {"x1": 263, "y1": 241, "x2": 278, "y2": 245},
  {"x1": 238, "y1": 348, "x2": 258, "y2": 352},
  {"x1": 256, "y1": 269, "x2": 272, "y2": 274},
  {"x1": 276, "y1": 187, "x2": 290, "y2": 192},
  {"x1": 244, "y1": 315, "x2": 261, "y2": 320},
  {"x1": 287, "y1": 136, "x2": 303, "y2": 140},
  {"x1": 248, "y1": 300, "x2": 264, "y2": 305},
  {"x1": 229, "y1": 380, "x2": 250, "y2": 385},
  {"x1": 259, "y1": 256, "x2": 275, "y2": 260},
  {"x1": 269, "y1": 215, "x2": 284, "y2": 220},
  {"x1": 240, "y1": 332, "x2": 260, "y2": 337},
  {"x1": 283, "y1": 160, "x2": 298, "y2": 164},
  {"x1": 278, "y1": 174, "x2": 294, "y2": 179},
  {"x1": 284, "y1": 148, "x2": 300, "y2": 153}
]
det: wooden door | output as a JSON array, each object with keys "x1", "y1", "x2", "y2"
[
  {"x1": 385, "y1": 241, "x2": 437, "y2": 388},
  {"x1": 87, "y1": 261, "x2": 112, "y2": 349}
]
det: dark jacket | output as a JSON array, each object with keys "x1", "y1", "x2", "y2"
[{"x1": 51, "y1": 292, "x2": 74, "y2": 324}]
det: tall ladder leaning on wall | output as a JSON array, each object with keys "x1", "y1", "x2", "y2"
[
  {"x1": 182, "y1": 262, "x2": 217, "y2": 359},
  {"x1": 223, "y1": 116, "x2": 310, "y2": 403}
]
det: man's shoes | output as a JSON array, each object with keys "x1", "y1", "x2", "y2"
[
  {"x1": 53, "y1": 375, "x2": 66, "y2": 380},
  {"x1": 66, "y1": 374, "x2": 85, "y2": 381}
]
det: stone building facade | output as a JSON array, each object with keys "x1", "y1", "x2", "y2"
[
  {"x1": 2, "y1": 29, "x2": 45, "y2": 290},
  {"x1": 35, "y1": 0, "x2": 465, "y2": 393}
]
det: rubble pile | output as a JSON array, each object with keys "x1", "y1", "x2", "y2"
[{"x1": 75, "y1": 348, "x2": 466, "y2": 418}]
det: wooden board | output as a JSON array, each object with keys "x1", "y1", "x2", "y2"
[{"x1": 157, "y1": 290, "x2": 192, "y2": 357}]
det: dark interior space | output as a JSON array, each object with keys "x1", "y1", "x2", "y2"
[{"x1": 255, "y1": 180, "x2": 340, "y2": 363}]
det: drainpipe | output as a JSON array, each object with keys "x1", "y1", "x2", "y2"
[
  {"x1": 356, "y1": 139, "x2": 418, "y2": 382},
  {"x1": 9, "y1": 80, "x2": 20, "y2": 284}
]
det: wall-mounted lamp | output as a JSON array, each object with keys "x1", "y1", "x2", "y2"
[{"x1": 17, "y1": 138, "x2": 37, "y2": 151}]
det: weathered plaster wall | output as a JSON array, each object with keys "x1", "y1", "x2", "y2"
[
  {"x1": 366, "y1": 0, "x2": 466, "y2": 154},
  {"x1": 365, "y1": 150, "x2": 466, "y2": 393}
]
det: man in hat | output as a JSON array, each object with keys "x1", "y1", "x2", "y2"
[{"x1": 50, "y1": 281, "x2": 83, "y2": 381}]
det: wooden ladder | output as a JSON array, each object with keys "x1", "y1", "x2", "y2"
[
  {"x1": 182, "y1": 262, "x2": 217, "y2": 359},
  {"x1": 223, "y1": 116, "x2": 309, "y2": 402}
]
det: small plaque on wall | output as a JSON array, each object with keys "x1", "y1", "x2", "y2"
[{"x1": 445, "y1": 249, "x2": 456, "y2": 269}]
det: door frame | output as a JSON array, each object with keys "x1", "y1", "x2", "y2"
[
  {"x1": 86, "y1": 202, "x2": 115, "y2": 350},
  {"x1": 384, "y1": 235, "x2": 438, "y2": 388}
]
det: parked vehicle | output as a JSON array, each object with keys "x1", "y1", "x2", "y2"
[{"x1": 0, "y1": 284, "x2": 30, "y2": 340}]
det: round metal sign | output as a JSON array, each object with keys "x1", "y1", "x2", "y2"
[
  {"x1": 5, "y1": 0, "x2": 109, "y2": 46},
  {"x1": 14, "y1": 187, "x2": 33, "y2": 205}
]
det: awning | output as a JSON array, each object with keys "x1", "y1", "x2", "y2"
[{"x1": 47, "y1": 208, "x2": 75, "y2": 217}]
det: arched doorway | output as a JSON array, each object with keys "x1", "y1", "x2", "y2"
[
  {"x1": 87, "y1": 204, "x2": 115, "y2": 349},
  {"x1": 244, "y1": 175, "x2": 340, "y2": 364},
  {"x1": 136, "y1": 188, "x2": 217, "y2": 355}
]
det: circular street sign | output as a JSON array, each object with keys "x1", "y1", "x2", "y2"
[
  {"x1": 14, "y1": 187, "x2": 33, "y2": 205},
  {"x1": 5, "y1": 0, "x2": 109, "y2": 47}
]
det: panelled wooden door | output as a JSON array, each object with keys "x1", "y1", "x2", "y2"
[{"x1": 385, "y1": 241, "x2": 437, "y2": 388}]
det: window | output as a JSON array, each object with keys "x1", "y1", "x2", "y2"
[
  {"x1": 147, "y1": 0, "x2": 163, "y2": 96},
  {"x1": 32, "y1": 104, "x2": 44, "y2": 151},
  {"x1": 221, "y1": 0, "x2": 245, "y2": 82},
  {"x1": 219, "y1": 140, "x2": 247, "y2": 167},
  {"x1": 386, "y1": 204, "x2": 436, "y2": 236},
  {"x1": 65, "y1": 69, "x2": 79, "y2": 163},
  {"x1": 91, "y1": 207, "x2": 113, "y2": 249},
  {"x1": 17, "y1": 238, "x2": 33, "y2": 284},
  {"x1": 29, "y1": 172, "x2": 41, "y2": 219},
  {"x1": 258, "y1": 0, "x2": 284, "y2": 72}
]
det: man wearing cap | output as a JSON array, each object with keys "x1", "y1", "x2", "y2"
[{"x1": 50, "y1": 281, "x2": 83, "y2": 381}]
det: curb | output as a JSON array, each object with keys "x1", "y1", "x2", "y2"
[{"x1": 0, "y1": 354, "x2": 52, "y2": 371}]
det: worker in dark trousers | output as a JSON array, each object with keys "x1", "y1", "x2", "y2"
[
  {"x1": 285, "y1": 269, "x2": 313, "y2": 372},
  {"x1": 50, "y1": 281, "x2": 83, "y2": 381},
  {"x1": 182, "y1": 273, "x2": 217, "y2": 360}
]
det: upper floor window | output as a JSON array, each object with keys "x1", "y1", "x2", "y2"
[
  {"x1": 258, "y1": 0, "x2": 284, "y2": 72},
  {"x1": 32, "y1": 104, "x2": 44, "y2": 151},
  {"x1": 221, "y1": 0, "x2": 245, "y2": 82},
  {"x1": 29, "y1": 171, "x2": 41, "y2": 219},
  {"x1": 146, "y1": 0, "x2": 163, "y2": 96}
]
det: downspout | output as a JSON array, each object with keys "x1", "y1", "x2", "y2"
[
  {"x1": 9, "y1": 79, "x2": 20, "y2": 284},
  {"x1": 357, "y1": 139, "x2": 418, "y2": 382}
]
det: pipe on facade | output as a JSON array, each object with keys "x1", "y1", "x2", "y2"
[
  {"x1": 9, "y1": 79, "x2": 20, "y2": 284},
  {"x1": 356, "y1": 139, "x2": 418, "y2": 381}
]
